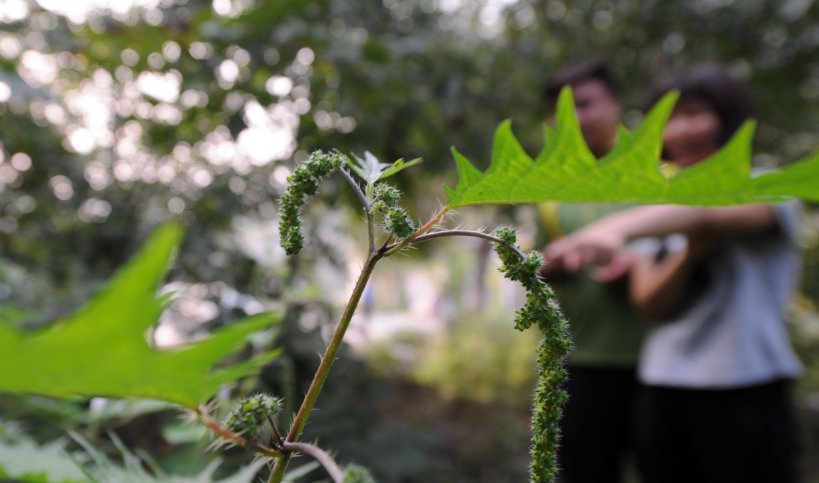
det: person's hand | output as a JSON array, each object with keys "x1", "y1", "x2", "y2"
[
  {"x1": 591, "y1": 250, "x2": 634, "y2": 283},
  {"x1": 544, "y1": 226, "x2": 627, "y2": 273}
]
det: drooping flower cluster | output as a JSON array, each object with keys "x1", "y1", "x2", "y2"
[
  {"x1": 493, "y1": 227, "x2": 572, "y2": 483},
  {"x1": 279, "y1": 151, "x2": 344, "y2": 255}
]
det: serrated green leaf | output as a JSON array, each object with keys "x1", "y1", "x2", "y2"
[
  {"x1": 0, "y1": 223, "x2": 280, "y2": 408},
  {"x1": 446, "y1": 87, "x2": 819, "y2": 207},
  {"x1": 378, "y1": 157, "x2": 422, "y2": 180},
  {"x1": 451, "y1": 147, "x2": 482, "y2": 187},
  {"x1": 86, "y1": 398, "x2": 175, "y2": 424}
]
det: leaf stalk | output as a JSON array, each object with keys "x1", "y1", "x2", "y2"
[{"x1": 389, "y1": 228, "x2": 527, "y2": 260}]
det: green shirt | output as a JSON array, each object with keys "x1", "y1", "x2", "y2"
[{"x1": 538, "y1": 203, "x2": 646, "y2": 367}]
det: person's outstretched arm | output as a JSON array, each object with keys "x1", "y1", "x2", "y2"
[
  {"x1": 544, "y1": 204, "x2": 778, "y2": 273},
  {"x1": 543, "y1": 204, "x2": 780, "y2": 322}
]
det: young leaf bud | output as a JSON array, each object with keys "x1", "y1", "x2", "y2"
[{"x1": 373, "y1": 183, "x2": 401, "y2": 208}]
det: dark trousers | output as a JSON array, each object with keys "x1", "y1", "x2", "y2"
[
  {"x1": 634, "y1": 380, "x2": 800, "y2": 483},
  {"x1": 558, "y1": 365, "x2": 638, "y2": 483}
]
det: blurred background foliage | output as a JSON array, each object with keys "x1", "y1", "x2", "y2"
[{"x1": 1, "y1": 0, "x2": 819, "y2": 481}]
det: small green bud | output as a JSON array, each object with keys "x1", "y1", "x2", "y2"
[
  {"x1": 343, "y1": 464, "x2": 376, "y2": 483},
  {"x1": 371, "y1": 200, "x2": 387, "y2": 214},
  {"x1": 301, "y1": 179, "x2": 318, "y2": 196},
  {"x1": 288, "y1": 169, "x2": 312, "y2": 187},
  {"x1": 383, "y1": 207, "x2": 414, "y2": 239},
  {"x1": 373, "y1": 183, "x2": 401, "y2": 208},
  {"x1": 304, "y1": 150, "x2": 342, "y2": 177},
  {"x1": 523, "y1": 251, "x2": 544, "y2": 274},
  {"x1": 281, "y1": 225, "x2": 304, "y2": 256},
  {"x1": 494, "y1": 226, "x2": 517, "y2": 245},
  {"x1": 224, "y1": 394, "x2": 282, "y2": 442}
]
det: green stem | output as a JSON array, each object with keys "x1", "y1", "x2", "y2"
[
  {"x1": 268, "y1": 252, "x2": 382, "y2": 482},
  {"x1": 338, "y1": 168, "x2": 375, "y2": 253},
  {"x1": 365, "y1": 181, "x2": 376, "y2": 254},
  {"x1": 367, "y1": 211, "x2": 376, "y2": 254},
  {"x1": 390, "y1": 229, "x2": 527, "y2": 260}
]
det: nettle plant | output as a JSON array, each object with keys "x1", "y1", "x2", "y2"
[{"x1": 2, "y1": 89, "x2": 818, "y2": 482}]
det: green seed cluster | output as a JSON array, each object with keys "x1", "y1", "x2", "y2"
[
  {"x1": 372, "y1": 183, "x2": 401, "y2": 209},
  {"x1": 383, "y1": 207, "x2": 414, "y2": 238},
  {"x1": 493, "y1": 227, "x2": 572, "y2": 483},
  {"x1": 372, "y1": 182, "x2": 414, "y2": 239},
  {"x1": 279, "y1": 151, "x2": 344, "y2": 255},
  {"x1": 223, "y1": 394, "x2": 283, "y2": 442},
  {"x1": 343, "y1": 464, "x2": 377, "y2": 483}
]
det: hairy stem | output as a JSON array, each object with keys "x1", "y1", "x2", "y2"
[
  {"x1": 365, "y1": 181, "x2": 377, "y2": 253},
  {"x1": 391, "y1": 229, "x2": 527, "y2": 260},
  {"x1": 367, "y1": 211, "x2": 376, "y2": 254},
  {"x1": 338, "y1": 168, "x2": 371, "y2": 212},
  {"x1": 269, "y1": 253, "x2": 383, "y2": 482},
  {"x1": 414, "y1": 207, "x2": 448, "y2": 237},
  {"x1": 338, "y1": 168, "x2": 376, "y2": 254},
  {"x1": 281, "y1": 441, "x2": 344, "y2": 483}
]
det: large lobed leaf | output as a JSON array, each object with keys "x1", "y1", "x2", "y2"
[
  {"x1": 446, "y1": 88, "x2": 819, "y2": 208},
  {"x1": 0, "y1": 223, "x2": 279, "y2": 408}
]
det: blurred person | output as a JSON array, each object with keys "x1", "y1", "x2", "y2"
[
  {"x1": 546, "y1": 66, "x2": 803, "y2": 483},
  {"x1": 543, "y1": 60, "x2": 623, "y2": 157},
  {"x1": 537, "y1": 60, "x2": 644, "y2": 483}
]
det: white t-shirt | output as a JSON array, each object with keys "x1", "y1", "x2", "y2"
[{"x1": 638, "y1": 203, "x2": 803, "y2": 389}]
